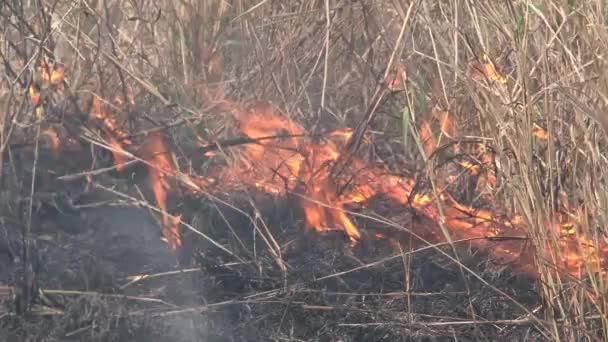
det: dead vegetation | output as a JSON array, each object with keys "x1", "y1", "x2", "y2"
[{"x1": 1, "y1": 0, "x2": 608, "y2": 341}]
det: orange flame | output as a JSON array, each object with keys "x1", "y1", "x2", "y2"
[
  {"x1": 468, "y1": 53, "x2": 507, "y2": 85},
  {"x1": 226, "y1": 102, "x2": 362, "y2": 242},
  {"x1": 91, "y1": 96, "x2": 134, "y2": 171},
  {"x1": 54, "y1": 84, "x2": 606, "y2": 283},
  {"x1": 28, "y1": 57, "x2": 66, "y2": 118},
  {"x1": 87, "y1": 92, "x2": 188, "y2": 249},
  {"x1": 532, "y1": 124, "x2": 549, "y2": 140},
  {"x1": 29, "y1": 85, "x2": 41, "y2": 106},
  {"x1": 138, "y1": 132, "x2": 182, "y2": 250},
  {"x1": 39, "y1": 57, "x2": 65, "y2": 87},
  {"x1": 91, "y1": 96, "x2": 133, "y2": 145},
  {"x1": 218, "y1": 101, "x2": 607, "y2": 280}
]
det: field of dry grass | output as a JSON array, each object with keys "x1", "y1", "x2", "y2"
[{"x1": 1, "y1": 0, "x2": 608, "y2": 341}]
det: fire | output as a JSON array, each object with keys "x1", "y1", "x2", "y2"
[
  {"x1": 12, "y1": 52, "x2": 608, "y2": 333},
  {"x1": 532, "y1": 124, "x2": 549, "y2": 140},
  {"x1": 468, "y1": 53, "x2": 507, "y2": 85},
  {"x1": 38, "y1": 57, "x2": 66, "y2": 87},
  {"x1": 229, "y1": 102, "x2": 305, "y2": 192},
  {"x1": 91, "y1": 96, "x2": 134, "y2": 172},
  {"x1": 217, "y1": 102, "x2": 607, "y2": 280},
  {"x1": 87, "y1": 92, "x2": 211, "y2": 249},
  {"x1": 227, "y1": 102, "x2": 362, "y2": 242},
  {"x1": 83, "y1": 92, "x2": 606, "y2": 280},
  {"x1": 28, "y1": 61, "x2": 608, "y2": 283},
  {"x1": 91, "y1": 96, "x2": 133, "y2": 145},
  {"x1": 29, "y1": 57, "x2": 66, "y2": 109},
  {"x1": 28, "y1": 59, "x2": 184, "y2": 251},
  {"x1": 136, "y1": 132, "x2": 183, "y2": 250},
  {"x1": 87, "y1": 91, "x2": 186, "y2": 249},
  {"x1": 29, "y1": 85, "x2": 41, "y2": 106}
]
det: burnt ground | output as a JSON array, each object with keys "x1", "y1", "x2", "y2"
[{"x1": 0, "y1": 147, "x2": 548, "y2": 342}]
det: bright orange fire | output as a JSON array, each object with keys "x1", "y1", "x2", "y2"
[
  {"x1": 75, "y1": 94, "x2": 608, "y2": 281},
  {"x1": 91, "y1": 96, "x2": 133, "y2": 172},
  {"x1": 225, "y1": 102, "x2": 361, "y2": 242},
  {"x1": 88, "y1": 94, "x2": 185, "y2": 250},
  {"x1": 29, "y1": 60, "x2": 607, "y2": 283},
  {"x1": 214, "y1": 101, "x2": 607, "y2": 280},
  {"x1": 137, "y1": 132, "x2": 182, "y2": 250},
  {"x1": 28, "y1": 57, "x2": 66, "y2": 109},
  {"x1": 532, "y1": 124, "x2": 549, "y2": 140},
  {"x1": 38, "y1": 57, "x2": 65, "y2": 87}
]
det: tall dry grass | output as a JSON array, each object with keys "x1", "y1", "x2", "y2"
[{"x1": 2, "y1": 0, "x2": 608, "y2": 340}]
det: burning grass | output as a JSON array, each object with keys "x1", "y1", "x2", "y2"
[{"x1": 2, "y1": 0, "x2": 608, "y2": 340}]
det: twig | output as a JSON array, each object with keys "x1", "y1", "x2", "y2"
[
  {"x1": 293, "y1": 289, "x2": 468, "y2": 297},
  {"x1": 344, "y1": 0, "x2": 417, "y2": 155},
  {"x1": 198, "y1": 133, "x2": 313, "y2": 154},
  {"x1": 42, "y1": 289, "x2": 179, "y2": 308},
  {"x1": 2, "y1": 285, "x2": 179, "y2": 309},
  {"x1": 57, "y1": 159, "x2": 139, "y2": 181},
  {"x1": 320, "y1": 0, "x2": 331, "y2": 108},
  {"x1": 337, "y1": 317, "x2": 542, "y2": 328},
  {"x1": 21, "y1": 124, "x2": 41, "y2": 316},
  {"x1": 119, "y1": 265, "x2": 253, "y2": 289}
]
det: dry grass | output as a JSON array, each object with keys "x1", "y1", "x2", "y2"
[{"x1": 1, "y1": 0, "x2": 608, "y2": 340}]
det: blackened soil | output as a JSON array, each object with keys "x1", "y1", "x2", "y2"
[{"x1": 0, "y1": 152, "x2": 547, "y2": 341}]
